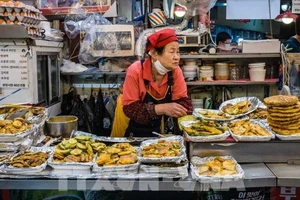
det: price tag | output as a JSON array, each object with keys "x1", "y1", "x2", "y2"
[{"x1": 0, "y1": 46, "x2": 29, "y2": 88}]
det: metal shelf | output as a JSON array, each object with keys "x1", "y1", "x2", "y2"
[
  {"x1": 180, "y1": 53, "x2": 281, "y2": 59},
  {"x1": 0, "y1": 164, "x2": 275, "y2": 190},
  {"x1": 0, "y1": 25, "x2": 28, "y2": 39},
  {"x1": 61, "y1": 71, "x2": 126, "y2": 76},
  {"x1": 186, "y1": 79, "x2": 278, "y2": 86},
  {"x1": 267, "y1": 164, "x2": 300, "y2": 187}
]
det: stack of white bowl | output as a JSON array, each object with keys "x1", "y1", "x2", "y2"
[
  {"x1": 214, "y1": 63, "x2": 229, "y2": 80},
  {"x1": 183, "y1": 59, "x2": 198, "y2": 79},
  {"x1": 199, "y1": 66, "x2": 214, "y2": 81},
  {"x1": 248, "y1": 63, "x2": 266, "y2": 81},
  {"x1": 192, "y1": 98, "x2": 204, "y2": 108}
]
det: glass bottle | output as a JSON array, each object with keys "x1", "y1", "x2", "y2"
[{"x1": 229, "y1": 63, "x2": 240, "y2": 80}]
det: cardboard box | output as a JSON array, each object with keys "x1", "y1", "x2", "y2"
[{"x1": 242, "y1": 39, "x2": 281, "y2": 53}]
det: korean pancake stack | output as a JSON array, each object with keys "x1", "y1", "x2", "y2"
[{"x1": 264, "y1": 95, "x2": 300, "y2": 135}]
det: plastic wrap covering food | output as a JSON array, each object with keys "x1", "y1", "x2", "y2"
[
  {"x1": 181, "y1": 121, "x2": 229, "y2": 142},
  {"x1": 219, "y1": 97, "x2": 259, "y2": 118},
  {"x1": 64, "y1": 7, "x2": 87, "y2": 39},
  {"x1": 228, "y1": 119, "x2": 274, "y2": 142},
  {"x1": 138, "y1": 136, "x2": 186, "y2": 164},
  {"x1": 0, "y1": 147, "x2": 52, "y2": 175},
  {"x1": 190, "y1": 156, "x2": 245, "y2": 183},
  {"x1": 193, "y1": 108, "x2": 235, "y2": 121}
]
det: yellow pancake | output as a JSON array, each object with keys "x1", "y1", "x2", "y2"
[
  {"x1": 264, "y1": 95, "x2": 298, "y2": 107},
  {"x1": 268, "y1": 107, "x2": 300, "y2": 114},
  {"x1": 269, "y1": 112, "x2": 300, "y2": 118},
  {"x1": 267, "y1": 115, "x2": 300, "y2": 122},
  {"x1": 267, "y1": 118, "x2": 300, "y2": 125},
  {"x1": 269, "y1": 126, "x2": 300, "y2": 135}
]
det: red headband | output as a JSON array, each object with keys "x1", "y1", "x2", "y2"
[{"x1": 146, "y1": 29, "x2": 178, "y2": 52}]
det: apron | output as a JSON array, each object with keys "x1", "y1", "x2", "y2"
[{"x1": 124, "y1": 61, "x2": 174, "y2": 137}]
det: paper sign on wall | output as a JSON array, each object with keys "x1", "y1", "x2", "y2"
[
  {"x1": 226, "y1": 0, "x2": 280, "y2": 20},
  {"x1": 0, "y1": 46, "x2": 29, "y2": 88},
  {"x1": 292, "y1": 0, "x2": 300, "y2": 13}
]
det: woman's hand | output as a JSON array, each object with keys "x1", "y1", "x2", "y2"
[{"x1": 155, "y1": 103, "x2": 187, "y2": 118}]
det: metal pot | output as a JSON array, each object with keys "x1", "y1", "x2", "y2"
[{"x1": 46, "y1": 115, "x2": 78, "y2": 138}]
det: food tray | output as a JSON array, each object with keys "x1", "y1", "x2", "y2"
[
  {"x1": 264, "y1": 123, "x2": 300, "y2": 141},
  {"x1": 193, "y1": 108, "x2": 235, "y2": 121},
  {"x1": 228, "y1": 119, "x2": 274, "y2": 141},
  {"x1": 0, "y1": 152, "x2": 14, "y2": 166},
  {"x1": 190, "y1": 156, "x2": 245, "y2": 183},
  {"x1": 181, "y1": 121, "x2": 229, "y2": 142},
  {"x1": 138, "y1": 136, "x2": 186, "y2": 164},
  {"x1": 92, "y1": 147, "x2": 140, "y2": 173},
  {"x1": 0, "y1": 147, "x2": 52, "y2": 175},
  {"x1": 48, "y1": 153, "x2": 95, "y2": 171},
  {"x1": 0, "y1": 125, "x2": 36, "y2": 142},
  {"x1": 219, "y1": 97, "x2": 259, "y2": 118},
  {"x1": 0, "y1": 140, "x2": 22, "y2": 151},
  {"x1": 139, "y1": 161, "x2": 188, "y2": 176}
]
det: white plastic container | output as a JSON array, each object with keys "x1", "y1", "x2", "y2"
[
  {"x1": 192, "y1": 99, "x2": 204, "y2": 108},
  {"x1": 249, "y1": 69, "x2": 266, "y2": 81}
]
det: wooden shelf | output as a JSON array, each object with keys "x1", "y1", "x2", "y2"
[
  {"x1": 180, "y1": 53, "x2": 280, "y2": 59},
  {"x1": 40, "y1": 5, "x2": 110, "y2": 15},
  {"x1": 186, "y1": 79, "x2": 279, "y2": 86}
]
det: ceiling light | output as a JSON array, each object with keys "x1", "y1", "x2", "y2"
[
  {"x1": 281, "y1": 4, "x2": 288, "y2": 11},
  {"x1": 282, "y1": 18, "x2": 294, "y2": 24},
  {"x1": 275, "y1": 10, "x2": 298, "y2": 24},
  {"x1": 174, "y1": 6, "x2": 186, "y2": 18}
]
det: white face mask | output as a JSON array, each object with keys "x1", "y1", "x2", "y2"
[
  {"x1": 225, "y1": 44, "x2": 231, "y2": 48},
  {"x1": 153, "y1": 60, "x2": 171, "y2": 75}
]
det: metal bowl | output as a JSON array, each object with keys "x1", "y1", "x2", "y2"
[{"x1": 46, "y1": 115, "x2": 78, "y2": 138}]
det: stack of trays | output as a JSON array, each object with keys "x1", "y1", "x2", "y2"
[{"x1": 264, "y1": 95, "x2": 300, "y2": 140}]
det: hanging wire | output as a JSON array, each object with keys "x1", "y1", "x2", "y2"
[{"x1": 268, "y1": 0, "x2": 273, "y2": 38}]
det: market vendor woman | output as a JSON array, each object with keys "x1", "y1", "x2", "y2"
[{"x1": 122, "y1": 29, "x2": 193, "y2": 137}]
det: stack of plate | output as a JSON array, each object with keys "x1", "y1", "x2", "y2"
[
  {"x1": 199, "y1": 66, "x2": 214, "y2": 81},
  {"x1": 248, "y1": 63, "x2": 266, "y2": 81},
  {"x1": 183, "y1": 60, "x2": 198, "y2": 79},
  {"x1": 214, "y1": 63, "x2": 229, "y2": 80}
]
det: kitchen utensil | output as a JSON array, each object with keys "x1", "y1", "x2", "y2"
[
  {"x1": 6, "y1": 108, "x2": 29, "y2": 120},
  {"x1": 46, "y1": 115, "x2": 78, "y2": 138}
]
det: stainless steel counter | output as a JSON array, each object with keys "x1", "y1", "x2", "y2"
[
  {"x1": 0, "y1": 163, "x2": 275, "y2": 191},
  {"x1": 267, "y1": 164, "x2": 300, "y2": 187}
]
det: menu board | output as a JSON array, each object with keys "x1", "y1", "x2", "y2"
[
  {"x1": 0, "y1": 46, "x2": 29, "y2": 88},
  {"x1": 293, "y1": 0, "x2": 300, "y2": 13}
]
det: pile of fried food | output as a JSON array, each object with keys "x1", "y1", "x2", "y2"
[
  {"x1": 6, "y1": 152, "x2": 49, "y2": 168},
  {"x1": 198, "y1": 110, "x2": 231, "y2": 120},
  {"x1": 183, "y1": 120, "x2": 227, "y2": 136},
  {"x1": 0, "y1": 118, "x2": 32, "y2": 134},
  {"x1": 222, "y1": 100, "x2": 251, "y2": 115},
  {"x1": 143, "y1": 160, "x2": 188, "y2": 168},
  {"x1": 229, "y1": 119, "x2": 271, "y2": 137},
  {"x1": 198, "y1": 156, "x2": 238, "y2": 176},
  {"x1": 141, "y1": 139, "x2": 181, "y2": 158},
  {"x1": 53, "y1": 136, "x2": 106, "y2": 163},
  {"x1": 0, "y1": 155, "x2": 10, "y2": 163},
  {"x1": 0, "y1": 106, "x2": 45, "y2": 120},
  {"x1": 96, "y1": 143, "x2": 138, "y2": 166},
  {"x1": 248, "y1": 108, "x2": 268, "y2": 120},
  {"x1": 264, "y1": 95, "x2": 300, "y2": 135}
]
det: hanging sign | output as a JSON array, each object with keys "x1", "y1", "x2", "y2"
[
  {"x1": 292, "y1": 0, "x2": 300, "y2": 13},
  {"x1": 0, "y1": 46, "x2": 29, "y2": 88}
]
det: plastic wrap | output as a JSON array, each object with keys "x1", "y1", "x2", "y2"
[
  {"x1": 264, "y1": 123, "x2": 300, "y2": 141},
  {"x1": 138, "y1": 136, "x2": 186, "y2": 164},
  {"x1": 190, "y1": 156, "x2": 245, "y2": 183},
  {"x1": 0, "y1": 147, "x2": 52, "y2": 175},
  {"x1": 181, "y1": 121, "x2": 229, "y2": 142},
  {"x1": 193, "y1": 108, "x2": 235, "y2": 121},
  {"x1": 64, "y1": 7, "x2": 87, "y2": 39},
  {"x1": 229, "y1": 119, "x2": 274, "y2": 142},
  {"x1": 219, "y1": 97, "x2": 259, "y2": 118}
]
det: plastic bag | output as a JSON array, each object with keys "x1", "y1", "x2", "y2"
[
  {"x1": 175, "y1": 0, "x2": 217, "y2": 16},
  {"x1": 64, "y1": 6, "x2": 87, "y2": 39},
  {"x1": 78, "y1": 14, "x2": 114, "y2": 64}
]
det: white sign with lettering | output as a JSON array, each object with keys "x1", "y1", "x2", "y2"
[
  {"x1": 0, "y1": 46, "x2": 29, "y2": 88},
  {"x1": 293, "y1": 0, "x2": 300, "y2": 13}
]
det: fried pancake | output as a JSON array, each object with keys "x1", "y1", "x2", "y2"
[
  {"x1": 269, "y1": 112, "x2": 300, "y2": 117},
  {"x1": 264, "y1": 95, "x2": 298, "y2": 106},
  {"x1": 268, "y1": 107, "x2": 300, "y2": 114},
  {"x1": 267, "y1": 114, "x2": 300, "y2": 121},
  {"x1": 267, "y1": 102, "x2": 300, "y2": 110},
  {"x1": 267, "y1": 118, "x2": 300, "y2": 125},
  {"x1": 269, "y1": 123, "x2": 300, "y2": 130},
  {"x1": 269, "y1": 126, "x2": 300, "y2": 135}
]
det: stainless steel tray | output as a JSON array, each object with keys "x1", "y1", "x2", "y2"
[
  {"x1": 190, "y1": 156, "x2": 245, "y2": 183},
  {"x1": 219, "y1": 97, "x2": 259, "y2": 118},
  {"x1": 138, "y1": 136, "x2": 187, "y2": 164},
  {"x1": 181, "y1": 121, "x2": 229, "y2": 142}
]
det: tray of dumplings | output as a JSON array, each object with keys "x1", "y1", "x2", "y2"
[
  {"x1": 92, "y1": 143, "x2": 139, "y2": 173},
  {"x1": 190, "y1": 156, "x2": 245, "y2": 183},
  {"x1": 228, "y1": 119, "x2": 274, "y2": 141}
]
